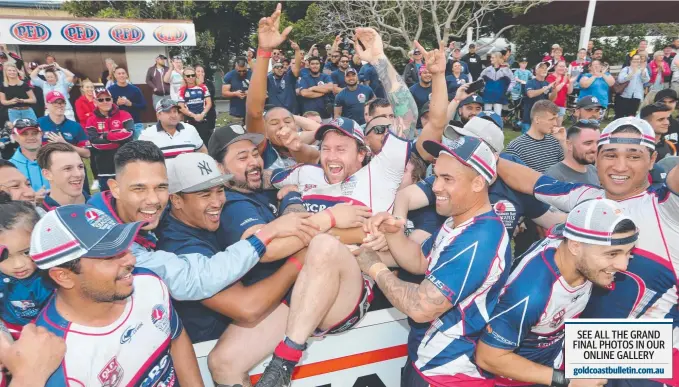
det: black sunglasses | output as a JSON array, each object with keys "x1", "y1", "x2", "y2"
[
  {"x1": 14, "y1": 118, "x2": 39, "y2": 129},
  {"x1": 237, "y1": 70, "x2": 248, "y2": 73},
  {"x1": 366, "y1": 124, "x2": 389, "y2": 135},
  {"x1": 184, "y1": 73, "x2": 196, "y2": 78},
  {"x1": 97, "y1": 97, "x2": 112, "y2": 102}
]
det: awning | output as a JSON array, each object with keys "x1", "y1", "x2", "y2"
[
  {"x1": 508, "y1": 1, "x2": 679, "y2": 26},
  {"x1": 0, "y1": 17, "x2": 196, "y2": 46}
]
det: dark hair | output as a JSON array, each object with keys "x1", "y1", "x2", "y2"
[
  {"x1": 114, "y1": 141, "x2": 165, "y2": 176},
  {"x1": 282, "y1": 58, "x2": 290, "y2": 65},
  {"x1": 409, "y1": 154, "x2": 427, "y2": 183},
  {"x1": 308, "y1": 56, "x2": 321, "y2": 64},
  {"x1": 43, "y1": 68, "x2": 57, "y2": 77},
  {"x1": 114, "y1": 66, "x2": 128, "y2": 74},
  {"x1": 0, "y1": 191, "x2": 40, "y2": 234},
  {"x1": 37, "y1": 142, "x2": 77, "y2": 170},
  {"x1": 234, "y1": 57, "x2": 247, "y2": 68},
  {"x1": 613, "y1": 218, "x2": 636, "y2": 234},
  {"x1": 368, "y1": 98, "x2": 391, "y2": 117},
  {"x1": 640, "y1": 102, "x2": 672, "y2": 119},
  {"x1": 567, "y1": 122, "x2": 600, "y2": 139},
  {"x1": 0, "y1": 160, "x2": 16, "y2": 170},
  {"x1": 593, "y1": 47, "x2": 603, "y2": 53},
  {"x1": 40, "y1": 258, "x2": 82, "y2": 289},
  {"x1": 530, "y1": 99, "x2": 559, "y2": 120}
]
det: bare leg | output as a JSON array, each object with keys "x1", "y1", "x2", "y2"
[{"x1": 208, "y1": 303, "x2": 289, "y2": 386}]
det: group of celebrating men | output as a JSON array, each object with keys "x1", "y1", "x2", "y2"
[{"x1": 0, "y1": 4, "x2": 677, "y2": 387}]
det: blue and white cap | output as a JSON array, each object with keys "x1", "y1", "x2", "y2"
[
  {"x1": 315, "y1": 116, "x2": 365, "y2": 145},
  {"x1": 561, "y1": 198, "x2": 638, "y2": 246},
  {"x1": 30, "y1": 205, "x2": 144, "y2": 270},
  {"x1": 423, "y1": 136, "x2": 497, "y2": 183}
]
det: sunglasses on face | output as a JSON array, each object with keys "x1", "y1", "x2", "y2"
[
  {"x1": 237, "y1": 70, "x2": 248, "y2": 74},
  {"x1": 97, "y1": 97, "x2": 112, "y2": 102},
  {"x1": 184, "y1": 73, "x2": 196, "y2": 78},
  {"x1": 366, "y1": 124, "x2": 389, "y2": 135},
  {"x1": 340, "y1": 60, "x2": 349, "y2": 63}
]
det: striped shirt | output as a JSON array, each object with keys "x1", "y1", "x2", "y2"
[
  {"x1": 504, "y1": 133, "x2": 564, "y2": 172},
  {"x1": 139, "y1": 122, "x2": 204, "y2": 160}
]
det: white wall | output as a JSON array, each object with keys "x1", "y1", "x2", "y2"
[{"x1": 125, "y1": 46, "x2": 168, "y2": 84}]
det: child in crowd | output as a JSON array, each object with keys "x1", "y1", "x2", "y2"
[
  {"x1": 511, "y1": 58, "x2": 533, "y2": 125},
  {"x1": 0, "y1": 192, "x2": 53, "y2": 340}
]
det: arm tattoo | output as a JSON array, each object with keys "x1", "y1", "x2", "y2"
[
  {"x1": 375, "y1": 271, "x2": 449, "y2": 321},
  {"x1": 282, "y1": 203, "x2": 307, "y2": 215},
  {"x1": 374, "y1": 56, "x2": 418, "y2": 140},
  {"x1": 262, "y1": 169, "x2": 274, "y2": 190}
]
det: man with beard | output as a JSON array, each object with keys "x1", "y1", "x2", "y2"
[
  {"x1": 641, "y1": 102, "x2": 676, "y2": 162},
  {"x1": 573, "y1": 95, "x2": 603, "y2": 121},
  {"x1": 496, "y1": 116, "x2": 679, "y2": 387},
  {"x1": 31, "y1": 204, "x2": 204, "y2": 386},
  {"x1": 266, "y1": 41, "x2": 301, "y2": 114},
  {"x1": 546, "y1": 121, "x2": 600, "y2": 185},
  {"x1": 330, "y1": 55, "x2": 352, "y2": 93},
  {"x1": 222, "y1": 57, "x2": 252, "y2": 124},
  {"x1": 298, "y1": 57, "x2": 334, "y2": 118},
  {"x1": 475, "y1": 199, "x2": 633, "y2": 387},
  {"x1": 37, "y1": 143, "x2": 88, "y2": 210},
  {"x1": 446, "y1": 89, "x2": 483, "y2": 125},
  {"x1": 409, "y1": 66, "x2": 432, "y2": 111},
  {"x1": 334, "y1": 68, "x2": 374, "y2": 125}
]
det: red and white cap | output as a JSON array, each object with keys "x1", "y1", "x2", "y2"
[
  {"x1": 562, "y1": 198, "x2": 638, "y2": 246},
  {"x1": 598, "y1": 117, "x2": 656, "y2": 151},
  {"x1": 45, "y1": 90, "x2": 66, "y2": 104},
  {"x1": 423, "y1": 136, "x2": 497, "y2": 183}
]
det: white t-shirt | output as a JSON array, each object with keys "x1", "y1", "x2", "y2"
[
  {"x1": 139, "y1": 122, "x2": 204, "y2": 160},
  {"x1": 169, "y1": 70, "x2": 183, "y2": 101}
]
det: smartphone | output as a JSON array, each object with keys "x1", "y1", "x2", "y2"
[{"x1": 466, "y1": 78, "x2": 485, "y2": 94}]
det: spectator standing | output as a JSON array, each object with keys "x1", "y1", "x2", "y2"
[
  {"x1": 542, "y1": 44, "x2": 566, "y2": 67},
  {"x1": 655, "y1": 89, "x2": 679, "y2": 142},
  {"x1": 480, "y1": 52, "x2": 515, "y2": 115},
  {"x1": 0, "y1": 63, "x2": 37, "y2": 122},
  {"x1": 30, "y1": 64, "x2": 75, "y2": 120},
  {"x1": 445, "y1": 47, "x2": 469, "y2": 76},
  {"x1": 37, "y1": 142, "x2": 88, "y2": 209},
  {"x1": 623, "y1": 39, "x2": 648, "y2": 67},
  {"x1": 177, "y1": 66, "x2": 213, "y2": 145},
  {"x1": 461, "y1": 43, "x2": 483, "y2": 80},
  {"x1": 195, "y1": 64, "x2": 217, "y2": 132},
  {"x1": 403, "y1": 48, "x2": 424, "y2": 87},
  {"x1": 164, "y1": 56, "x2": 184, "y2": 101},
  {"x1": 640, "y1": 102, "x2": 675, "y2": 162},
  {"x1": 573, "y1": 95, "x2": 603, "y2": 121},
  {"x1": 330, "y1": 55, "x2": 352, "y2": 93},
  {"x1": 145, "y1": 54, "x2": 171, "y2": 108},
  {"x1": 359, "y1": 62, "x2": 386, "y2": 99},
  {"x1": 26, "y1": 62, "x2": 45, "y2": 117},
  {"x1": 569, "y1": 48, "x2": 590, "y2": 91},
  {"x1": 591, "y1": 47, "x2": 604, "y2": 61},
  {"x1": 267, "y1": 41, "x2": 302, "y2": 114},
  {"x1": 663, "y1": 46, "x2": 675, "y2": 67},
  {"x1": 510, "y1": 58, "x2": 532, "y2": 102},
  {"x1": 545, "y1": 60, "x2": 575, "y2": 125},
  {"x1": 586, "y1": 40, "x2": 595, "y2": 59},
  {"x1": 644, "y1": 51, "x2": 672, "y2": 106},
  {"x1": 334, "y1": 68, "x2": 374, "y2": 124},
  {"x1": 139, "y1": 98, "x2": 206, "y2": 160},
  {"x1": 74, "y1": 79, "x2": 96, "y2": 125},
  {"x1": 221, "y1": 57, "x2": 251, "y2": 124},
  {"x1": 579, "y1": 59, "x2": 615, "y2": 115},
  {"x1": 298, "y1": 56, "x2": 334, "y2": 118},
  {"x1": 446, "y1": 61, "x2": 472, "y2": 101},
  {"x1": 409, "y1": 66, "x2": 433, "y2": 111},
  {"x1": 100, "y1": 58, "x2": 116, "y2": 85},
  {"x1": 615, "y1": 54, "x2": 651, "y2": 119},
  {"x1": 107, "y1": 67, "x2": 146, "y2": 139},
  {"x1": 670, "y1": 53, "x2": 679, "y2": 95},
  {"x1": 38, "y1": 91, "x2": 91, "y2": 160},
  {"x1": 545, "y1": 121, "x2": 600, "y2": 185},
  {"x1": 323, "y1": 50, "x2": 341, "y2": 75},
  {"x1": 9, "y1": 118, "x2": 47, "y2": 192},
  {"x1": 502, "y1": 47, "x2": 515, "y2": 67}
]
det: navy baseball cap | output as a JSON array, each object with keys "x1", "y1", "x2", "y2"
[
  {"x1": 459, "y1": 95, "x2": 484, "y2": 107},
  {"x1": 576, "y1": 96, "x2": 603, "y2": 109},
  {"x1": 315, "y1": 117, "x2": 365, "y2": 145},
  {"x1": 477, "y1": 111, "x2": 503, "y2": 129},
  {"x1": 30, "y1": 205, "x2": 144, "y2": 270},
  {"x1": 423, "y1": 136, "x2": 497, "y2": 183}
]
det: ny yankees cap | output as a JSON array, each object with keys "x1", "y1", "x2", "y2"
[
  {"x1": 316, "y1": 117, "x2": 365, "y2": 145},
  {"x1": 562, "y1": 198, "x2": 638, "y2": 246},
  {"x1": 29, "y1": 205, "x2": 144, "y2": 270},
  {"x1": 423, "y1": 136, "x2": 497, "y2": 183},
  {"x1": 459, "y1": 95, "x2": 484, "y2": 107},
  {"x1": 168, "y1": 152, "x2": 233, "y2": 194},
  {"x1": 208, "y1": 124, "x2": 264, "y2": 161},
  {"x1": 444, "y1": 115, "x2": 505, "y2": 153},
  {"x1": 598, "y1": 116, "x2": 655, "y2": 151},
  {"x1": 576, "y1": 96, "x2": 603, "y2": 109}
]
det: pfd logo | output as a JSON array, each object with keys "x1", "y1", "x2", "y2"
[
  {"x1": 108, "y1": 24, "x2": 144, "y2": 44},
  {"x1": 10, "y1": 21, "x2": 51, "y2": 43},
  {"x1": 153, "y1": 25, "x2": 187, "y2": 44},
  {"x1": 61, "y1": 23, "x2": 99, "y2": 44}
]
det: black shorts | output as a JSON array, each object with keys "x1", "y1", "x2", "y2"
[{"x1": 312, "y1": 273, "x2": 375, "y2": 337}]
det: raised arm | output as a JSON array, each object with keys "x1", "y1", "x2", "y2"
[
  {"x1": 291, "y1": 40, "x2": 302, "y2": 78},
  {"x1": 354, "y1": 28, "x2": 418, "y2": 140}
]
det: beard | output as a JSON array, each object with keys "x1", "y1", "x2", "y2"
[
  {"x1": 573, "y1": 149, "x2": 595, "y2": 166},
  {"x1": 228, "y1": 166, "x2": 264, "y2": 192}
]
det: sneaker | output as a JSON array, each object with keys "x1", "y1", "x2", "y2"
[
  {"x1": 255, "y1": 355, "x2": 296, "y2": 387},
  {"x1": 91, "y1": 180, "x2": 100, "y2": 191}
]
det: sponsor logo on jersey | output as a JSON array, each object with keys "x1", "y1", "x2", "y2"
[
  {"x1": 120, "y1": 322, "x2": 143, "y2": 344},
  {"x1": 357, "y1": 93, "x2": 366, "y2": 103},
  {"x1": 153, "y1": 25, "x2": 187, "y2": 45},
  {"x1": 10, "y1": 21, "x2": 51, "y2": 43},
  {"x1": 302, "y1": 184, "x2": 317, "y2": 192},
  {"x1": 550, "y1": 308, "x2": 566, "y2": 329},
  {"x1": 108, "y1": 24, "x2": 145, "y2": 44},
  {"x1": 112, "y1": 120, "x2": 122, "y2": 128},
  {"x1": 98, "y1": 356, "x2": 124, "y2": 387},
  {"x1": 493, "y1": 200, "x2": 517, "y2": 229},
  {"x1": 85, "y1": 208, "x2": 117, "y2": 230},
  {"x1": 151, "y1": 304, "x2": 171, "y2": 335},
  {"x1": 10, "y1": 300, "x2": 35, "y2": 311},
  {"x1": 141, "y1": 354, "x2": 176, "y2": 387},
  {"x1": 61, "y1": 23, "x2": 99, "y2": 44},
  {"x1": 303, "y1": 202, "x2": 328, "y2": 213}
]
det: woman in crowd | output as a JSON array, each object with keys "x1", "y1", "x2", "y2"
[
  {"x1": 30, "y1": 64, "x2": 75, "y2": 120},
  {"x1": 614, "y1": 54, "x2": 650, "y2": 118},
  {"x1": 645, "y1": 50, "x2": 671, "y2": 106},
  {"x1": 0, "y1": 63, "x2": 37, "y2": 122},
  {"x1": 579, "y1": 59, "x2": 615, "y2": 118},
  {"x1": 74, "y1": 79, "x2": 97, "y2": 125},
  {"x1": 177, "y1": 66, "x2": 213, "y2": 145},
  {"x1": 568, "y1": 48, "x2": 590, "y2": 92},
  {"x1": 195, "y1": 64, "x2": 217, "y2": 131},
  {"x1": 100, "y1": 58, "x2": 116, "y2": 85},
  {"x1": 545, "y1": 60, "x2": 575, "y2": 125},
  {"x1": 480, "y1": 52, "x2": 515, "y2": 115},
  {"x1": 445, "y1": 61, "x2": 471, "y2": 101},
  {"x1": 164, "y1": 56, "x2": 184, "y2": 101}
]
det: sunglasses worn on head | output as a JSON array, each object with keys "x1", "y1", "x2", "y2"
[
  {"x1": 97, "y1": 97, "x2": 112, "y2": 102},
  {"x1": 14, "y1": 118, "x2": 39, "y2": 129},
  {"x1": 366, "y1": 124, "x2": 389, "y2": 135}
]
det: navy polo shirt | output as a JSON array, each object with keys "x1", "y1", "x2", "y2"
[
  {"x1": 298, "y1": 73, "x2": 333, "y2": 115},
  {"x1": 155, "y1": 212, "x2": 232, "y2": 343},
  {"x1": 267, "y1": 70, "x2": 298, "y2": 114},
  {"x1": 37, "y1": 116, "x2": 88, "y2": 147},
  {"x1": 334, "y1": 85, "x2": 374, "y2": 125},
  {"x1": 223, "y1": 69, "x2": 252, "y2": 117},
  {"x1": 331, "y1": 70, "x2": 347, "y2": 88},
  {"x1": 409, "y1": 83, "x2": 432, "y2": 111},
  {"x1": 359, "y1": 63, "x2": 386, "y2": 98},
  {"x1": 523, "y1": 79, "x2": 549, "y2": 124}
]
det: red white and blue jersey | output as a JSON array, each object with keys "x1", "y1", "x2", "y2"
[
  {"x1": 533, "y1": 175, "x2": 679, "y2": 380},
  {"x1": 480, "y1": 235, "x2": 592, "y2": 385},
  {"x1": 413, "y1": 211, "x2": 511, "y2": 386},
  {"x1": 270, "y1": 132, "x2": 411, "y2": 213},
  {"x1": 178, "y1": 84, "x2": 210, "y2": 115},
  {"x1": 35, "y1": 268, "x2": 183, "y2": 387}
]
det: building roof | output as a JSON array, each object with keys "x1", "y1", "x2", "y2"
[{"x1": 0, "y1": 0, "x2": 62, "y2": 9}]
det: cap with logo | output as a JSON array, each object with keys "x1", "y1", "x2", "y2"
[
  {"x1": 459, "y1": 95, "x2": 484, "y2": 107},
  {"x1": 207, "y1": 124, "x2": 264, "y2": 160},
  {"x1": 444, "y1": 115, "x2": 504, "y2": 153},
  {"x1": 46, "y1": 91, "x2": 66, "y2": 104},
  {"x1": 95, "y1": 87, "x2": 112, "y2": 97},
  {"x1": 168, "y1": 152, "x2": 233, "y2": 194},
  {"x1": 345, "y1": 68, "x2": 357, "y2": 76},
  {"x1": 423, "y1": 136, "x2": 497, "y2": 183},
  {"x1": 315, "y1": 117, "x2": 365, "y2": 145},
  {"x1": 12, "y1": 118, "x2": 41, "y2": 135},
  {"x1": 535, "y1": 61, "x2": 552, "y2": 71},
  {"x1": 576, "y1": 96, "x2": 603, "y2": 109},
  {"x1": 560, "y1": 198, "x2": 638, "y2": 246},
  {"x1": 598, "y1": 117, "x2": 655, "y2": 151},
  {"x1": 520, "y1": 57, "x2": 528, "y2": 63},
  {"x1": 654, "y1": 89, "x2": 678, "y2": 103},
  {"x1": 29, "y1": 205, "x2": 144, "y2": 270},
  {"x1": 155, "y1": 98, "x2": 178, "y2": 113}
]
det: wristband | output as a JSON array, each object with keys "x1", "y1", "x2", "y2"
[
  {"x1": 255, "y1": 228, "x2": 272, "y2": 246},
  {"x1": 551, "y1": 369, "x2": 569, "y2": 387},
  {"x1": 325, "y1": 209, "x2": 336, "y2": 228},
  {"x1": 257, "y1": 48, "x2": 273, "y2": 58},
  {"x1": 288, "y1": 257, "x2": 303, "y2": 272},
  {"x1": 368, "y1": 262, "x2": 389, "y2": 279}
]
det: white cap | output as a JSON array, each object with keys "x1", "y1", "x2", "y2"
[{"x1": 168, "y1": 153, "x2": 232, "y2": 194}]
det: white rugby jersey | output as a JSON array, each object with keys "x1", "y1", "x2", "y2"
[
  {"x1": 36, "y1": 268, "x2": 183, "y2": 387},
  {"x1": 270, "y1": 132, "x2": 410, "y2": 213}
]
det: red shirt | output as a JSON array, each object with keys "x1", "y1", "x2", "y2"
[
  {"x1": 74, "y1": 95, "x2": 96, "y2": 124},
  {"x1": 545, "y1": 73, "x2": 569, "y2": 107}
]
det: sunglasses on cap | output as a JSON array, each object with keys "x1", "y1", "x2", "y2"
[
  {"x1": 366, "y1": 124, "x2": 390, "y2": 135},
  {"x1": 14, "y1": 118, "x2": 39, "y2": 130},
  {"x1": 97, "y1": 97, "x2": 112, "y2": 102},
  {"x1": 575, "y1": 119, "x2": 600, "y2": 126},
  {"x1": 158, "y1": 99, "x2": 178, "y2": 110}
]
